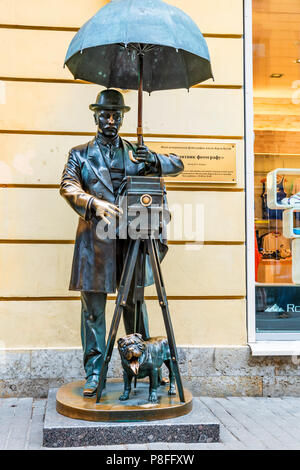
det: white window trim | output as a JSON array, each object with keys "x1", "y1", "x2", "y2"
[
  {"x1": 244, "y1": 0, "x2": 300, "y2": 349},
  {"x1": 244, "y1": 0, "x2": 256, "y2": 344},
  {"x1": 249, "y1": 341, "x2": 300, "y2": 356}
]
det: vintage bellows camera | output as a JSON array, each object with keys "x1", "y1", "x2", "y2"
[{"x1": 117, "y1": 176, "x2": 165, "y2": 239}]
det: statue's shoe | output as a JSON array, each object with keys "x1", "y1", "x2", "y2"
[{"x1": 83, "y1": 375, "x2": 99, "y2": 397}]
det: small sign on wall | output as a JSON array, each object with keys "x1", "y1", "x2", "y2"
[{"x1": 147, "y1": 142, "x2": 237, "y2": 183}]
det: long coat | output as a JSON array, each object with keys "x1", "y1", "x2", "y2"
[{"x1": 60, "y1": 137, "x2": 184, "y2": 292}]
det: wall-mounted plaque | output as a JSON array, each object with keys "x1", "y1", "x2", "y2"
[{"x1": 147, "y1": 142, "x2": 237, "y2": 183}]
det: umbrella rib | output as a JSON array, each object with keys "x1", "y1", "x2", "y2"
[
  {"x1": 80, "y1": 10, "x2": 97, "y2": 53},
  {"x1": 129, "y1": 43, "x2": 140, "y2": 53},
  {"x1": 144, "y1": 45, "x2": 157, "y2": 53},
  {"x1": 164, "y1": 2, "x2": 190, "y2": 89},
  {"x1": 163, "y1": 2, "x2": 180, "y2": 51},
  {"x1": 107, "y1": 44, "x2": 119, "y2": 89},
  {"x1": 125, "y1": 0, "x2": 136, "y2": 46},
  {"x1": 128, "y1": 44, "x2": 157, "y2": 55},
  {"x1": 147, "y1": 49, "x2": 153, "y2": 94},
  {"x1": 178, "y1": 50, "x2": 190, "y2": 90}
]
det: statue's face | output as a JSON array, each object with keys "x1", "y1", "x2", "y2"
[{"x1": 95, "y1": 109, "x2": 124, "y2": 138}]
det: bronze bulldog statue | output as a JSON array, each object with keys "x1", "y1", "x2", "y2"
[{"x1": 117, "y1": 333, "x2": 176, "y2": 403}]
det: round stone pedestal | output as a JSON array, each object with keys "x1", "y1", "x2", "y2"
[{"x1": 56, "y1": 380, "x2": 193, "y2": 422}]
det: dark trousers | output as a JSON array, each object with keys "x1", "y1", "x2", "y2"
[{"x1": 81, "y1": 286, "x2": 150, "y2": 379}]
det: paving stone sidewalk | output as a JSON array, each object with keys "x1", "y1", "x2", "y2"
[{"x1": 1, "y1": 397, "x2": 300, "y2": 450}]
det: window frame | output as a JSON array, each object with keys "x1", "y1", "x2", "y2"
[{"x1": 245, "y1": 0, "x2": 300, "y2": 347}]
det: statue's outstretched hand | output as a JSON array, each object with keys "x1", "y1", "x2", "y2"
[{"x1": 92, "y1": 198, "x2": 122, "y2": 225}]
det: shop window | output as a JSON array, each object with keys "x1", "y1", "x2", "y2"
[{"x1": 253, "y1": 0, "x2": 300, "y2": 338}]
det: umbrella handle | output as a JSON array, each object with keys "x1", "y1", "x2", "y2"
[{"x1": 137, "y1": 129, "x2": 144, "y2": 147}]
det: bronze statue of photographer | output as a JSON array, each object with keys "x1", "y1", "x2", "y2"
[{"x1": 60, "y1": 89, "x2": 183, "y2": 396}]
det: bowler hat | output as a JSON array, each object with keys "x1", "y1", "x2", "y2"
[{"x1": 89, "y1": 89, "x2": 130, "y2": 113}]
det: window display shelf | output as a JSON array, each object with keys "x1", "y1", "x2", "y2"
[
  {"x1": 255, "y1": 219, "x2": 272, "y2": 225},
  {"x1": 255, "y1": 282, "x2": 296, "y2": 287},
  {"x1": 255, "y1": 154, "x2": 300, "y2": 158}
]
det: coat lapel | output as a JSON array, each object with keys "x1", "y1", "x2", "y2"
[{"x1": 87, "y1": 138, "x2": 113, "y2": 193}]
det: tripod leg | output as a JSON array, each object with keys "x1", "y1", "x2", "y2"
[
  {"x1": 134, "y1": 241, "x2": 146, "y2": 388},
  {"x1": 96, "y1": 239, "x2": 141, "y2": 403},
  {"x1": 133, "y1": 298, "x2": 141, "y2": 390},
  {"x1": 133, "y1": 241, "x2": 146, "y2": 332},
  {"x1": 146, "y1": 238, "x2": 185, "y2": 403}
]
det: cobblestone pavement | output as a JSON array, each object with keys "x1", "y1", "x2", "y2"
[{"x1": 1, "y1": 397, "x2": 300, "y2": 450}]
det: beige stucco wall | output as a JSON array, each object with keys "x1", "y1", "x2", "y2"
[{"x1": 0, "y1": 0, "x2": 246, "y2": 348}]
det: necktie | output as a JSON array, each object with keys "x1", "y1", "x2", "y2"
[{"x1": 106, "y1": 142, "x2": 112, "y2": 159}]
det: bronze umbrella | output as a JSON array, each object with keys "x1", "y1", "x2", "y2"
[{"x1": 64, "y1": 0, "x2": 213, "y2": 147}]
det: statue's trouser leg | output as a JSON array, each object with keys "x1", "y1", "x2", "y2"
[
  {"x1": 116, "y1": 239, "x2": 150, "y2": 340},
  {"x1": 122, "y1": 276, "x2": 150, "y2": 340},
  {"x1": 80, "y1": 291, "x2": 107, "y2": 379}
]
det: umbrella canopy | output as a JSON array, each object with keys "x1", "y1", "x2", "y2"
[{"x1": 65, "y1": 0, "x2": 213, "y2": 92}]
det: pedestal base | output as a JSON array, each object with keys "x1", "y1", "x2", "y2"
[
  {"x1": 56, "y1": 380, "x2": 192, "y2": 422},
  {"x1": 43, "y1": 384, "x2": 220, "y2": 447}
]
